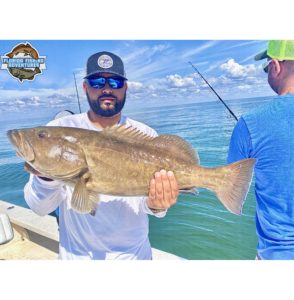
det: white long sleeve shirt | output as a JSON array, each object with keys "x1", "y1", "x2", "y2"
[{"x1": 24, "y1": 112, "x2": 166, "y2": 259}]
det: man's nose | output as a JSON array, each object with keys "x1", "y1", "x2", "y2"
[{"x1": 102, "y1": 84, "x2": 113, "y2": 94}]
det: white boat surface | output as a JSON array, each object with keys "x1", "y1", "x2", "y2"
[{"x1": 0, "y1": 200, "x2": 183, "y2": 260}]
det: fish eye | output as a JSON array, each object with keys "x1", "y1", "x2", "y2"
[{"x1": 37, "y1": 131, "x2": 47, "y2": 139}]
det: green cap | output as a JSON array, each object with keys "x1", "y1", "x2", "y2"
[{"x1": 255, "y1": 40, "x2": 294, "y2": 61}]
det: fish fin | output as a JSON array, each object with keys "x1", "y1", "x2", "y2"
[
  {"x1": 88, "y1": 192, "x2": 100, "y2": 216},
  {"x1": 90, "y1": 209, "x2": 96, "y2": 216},
  {"x1": 89, "y1": 200, "x2": 97, "y2": 216},
  {"x1": 88, "y1": 191, "x2": 100, "y2": 203},
  {"x1": 203, "y1": 158, "x2": 256, "y2": 215},
  {"x1": 71, "y1": 173, "x2": 92, "y2": 214},
  {"x1": 102, "y1": 125, "x2": 199, "y2": 164},
  {"x1": 102, "y1": 124, "x2": 154, "y2": 143},
  {"x1": 51, "y1": 167, "x2": 88, "y2": 180},
  {"x1": 179, "y1": 188, "x2": 199, "y2": 196},
  {"x1": 150, "y1": 135, "x2": 200, "y2": 165}
]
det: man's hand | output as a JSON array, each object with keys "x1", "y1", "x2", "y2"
[
  {"x1": 147, "y1": 169, "x2": 179, "y2": 212},
  {"x1": 24, "y1": 162, "x2": 53, "y2": 181}
]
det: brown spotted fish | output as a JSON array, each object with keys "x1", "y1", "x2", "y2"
[{"x1": 7, "y1": 125, "x2": 255, "y2": 215}]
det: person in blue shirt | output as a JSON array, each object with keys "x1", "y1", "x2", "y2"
[{"x1": 227, "y1": 40, "x2": 294, "y2": 259}]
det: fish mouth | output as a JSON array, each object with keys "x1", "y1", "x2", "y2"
[{"x1": 7, "y1": 129, "x2": 35, "y2": 162}]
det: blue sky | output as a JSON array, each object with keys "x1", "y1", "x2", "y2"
[{"x1": 0, "y1": 40, "x2": 274, "y2": 113}]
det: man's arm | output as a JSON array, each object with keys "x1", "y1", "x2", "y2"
[
  {"x1": 24, "y1": 163, "x2": 66, "y2": 216},
  {"x1": 227, "y1": 117, "x2": 252, "y2": 164}
]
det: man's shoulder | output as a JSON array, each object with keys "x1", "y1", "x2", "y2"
[
  {"x1": 125, "y1": 117, "x2": 158, "y2": 137},
  {"x1": 47, "y1": 113, "x2": 87, "y2": 127},
  {"x1": 242, "y1": 95, "x2": 287, "y2": 123}
]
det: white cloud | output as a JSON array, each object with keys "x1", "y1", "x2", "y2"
[
  {"x1": 123, "y1": 43, "x2": 171, "y2": 65},
  {"x1": 225, "y1": 40, "x2": 265, "y2": 51},
  {"x1": 0, "y1": 60, "x2": 272, "y2": 113},
  {"x1": 151, "y1": 43, "x2": 171, "y2": 53},
  {"x1": 220, "y1": 59, "x2": 258, "y2": 78},
  {"x1": 15, "y1": 99, "x2": 25, "y2": 105},
  {"x1": 181, "y1": 41, "x2": 219, "y2": 59},
  {"x1": 0, "y1": 86, "x2": 78, "y2": 100},
  {"x1": 0, "y1": 86, "x2": 81, "y2": 113},
  {"x1": 237, "y1": 84, "x2": 251, "y2": 90},
  {"x1": 166, "y1": 74, "x2": 196, "y2": 88},
  {"x1": 31, "y1": 95, "x2": 40, "y2": 102},
  {"x1": 128, "y1": 81, "x2": 143, "y2": 89}
]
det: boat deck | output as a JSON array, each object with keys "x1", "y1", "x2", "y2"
[
  {"x1": 0, "y1": 200, "x2": 182, "y2": 260},
  {"x1": 0, "y1": 224, "x2": 57, "y2": 260}
]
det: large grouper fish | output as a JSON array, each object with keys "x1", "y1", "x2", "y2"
[{"x1": 7, "y1": 125, "x2": 255, "y2": 215}]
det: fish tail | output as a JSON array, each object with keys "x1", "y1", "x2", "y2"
[{"x1": 194, "y1": 158, "x2": 256, "y2": 215}]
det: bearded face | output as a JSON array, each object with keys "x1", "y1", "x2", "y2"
[
  {"x1": 86, "y1": 90, "x2": 126, "y2": 117},
  {"x1": 84, "y1": 73, "x2": 127, "y2": 118}
]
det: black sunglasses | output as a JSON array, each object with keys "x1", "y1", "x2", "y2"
[
  {"x1": 263, "y1": 59, "x2": 272, "y2": 73},
  {"x1": 87, "y1": 76, "x2": 125, "y2": 89}
]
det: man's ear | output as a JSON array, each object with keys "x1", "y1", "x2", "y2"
[
  {"x1": 125, "y1": 81, "x2": 128, "y2": 91},
  {"x1": 83, "y1": 80, "x2": 87, "y2": 93},
  {"x1": 271, "y1": 59, "x2": 283, "y2": 77}
]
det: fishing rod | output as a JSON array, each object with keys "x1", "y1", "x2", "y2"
[
  {"x1": 188, "y1": 62, "x2": 238, "y2": 122},
  {"x1": 73, "y1": 72, "x2": 82, "y2": 113}
]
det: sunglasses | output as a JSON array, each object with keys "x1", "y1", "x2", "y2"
[
  {"x1": 262, "y1": 59, "x2": 272, "y2": 73},
  {"x1": 87, "y1": 76, "x2": 125, "y2": 89}
]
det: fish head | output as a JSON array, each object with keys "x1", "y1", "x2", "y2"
[
  {"x1": 7, "y1": 128, "x2": 35, "y2": 162},
  {"x1": 7, "y1": 127, "x2": 87, "y2": 177}
]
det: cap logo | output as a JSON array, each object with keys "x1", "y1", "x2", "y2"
[{"x1": 97, "y1": 54, "x2": 113, "y2": 69}]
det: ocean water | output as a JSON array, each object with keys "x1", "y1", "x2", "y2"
[{"x1": 0, "y1": 96, "x2": 272, "y2": 259}]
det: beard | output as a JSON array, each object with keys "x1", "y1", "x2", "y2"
[{"x1": 86, "y1": 92, "x2": 126, "y2": 117}]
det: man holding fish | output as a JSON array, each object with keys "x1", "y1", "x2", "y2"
[
  {"x1": 22, "y1": 51, "x2": 180, "y2": 259},
  {"x1": 9, "y1": 51, "x2": 255, "y2": 260}
]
